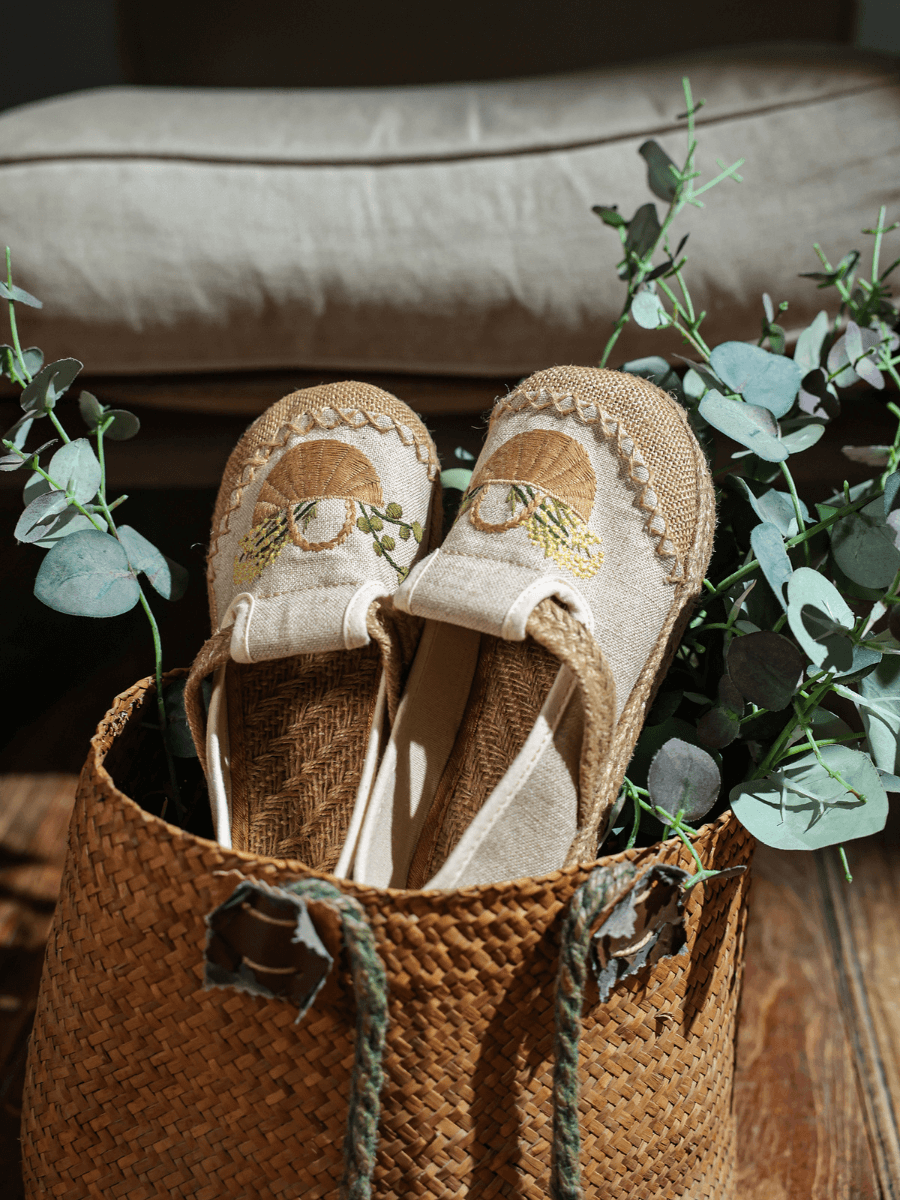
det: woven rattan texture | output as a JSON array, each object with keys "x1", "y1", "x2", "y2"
[
  {"x1": 227, "y1": 642, "x2": 382, "y2": 866},
  {"x1": 22, "y1": 676, "x2": 753, "y2": 1200}
]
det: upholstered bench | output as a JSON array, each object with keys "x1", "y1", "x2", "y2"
[{"x1": 0, "y1": 42, "x2": 897, "y2": 414}]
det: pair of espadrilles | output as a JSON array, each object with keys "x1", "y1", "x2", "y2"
[{"x1": 185, "y1": 366, "x2": 715, "y2": 889}]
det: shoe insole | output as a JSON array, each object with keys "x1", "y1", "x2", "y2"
[{"x1": 226, "y1": 644, "x2": 382, "y2": 869}]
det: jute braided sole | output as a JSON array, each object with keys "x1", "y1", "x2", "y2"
[{"x1": 22, "y1": 672, "x2": 753, "y2": 1200}]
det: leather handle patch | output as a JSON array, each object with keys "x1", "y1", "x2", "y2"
[{"x1": 205, "y1": 880, "x2": 333, "y2": 1020}]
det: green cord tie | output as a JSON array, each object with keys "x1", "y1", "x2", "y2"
[{"x1": 286, "y1": 880, "x2": 389, "y2": 1200}]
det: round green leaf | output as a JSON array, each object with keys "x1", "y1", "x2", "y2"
[
  {"x1": 856, "y1": 655, "x2": 900, "y2": 775},
  {"x1": 779, "y1": 423, "x2": 825, "y2": 456},
  {"x1": 726, "y1": 630, "x2": 804, "y2": 710},
  {"x1": 32, "y1": 509, "x2": 95, "y2": 549},
  {"x1": 786, "y1": 567, "x2": 854, "y2": 670},
  {"x1": 20, "y1": 358, "x2": 83, "y2": 413},
  {"x1": 730, "y1": 746, "x2": 888, "y2": 850},
  {"x1": 749, "y1": 522, "x2": 793, "y2": 609},
  {"x1": 440, "y1": 468, "x2": 473, "y2": 492},
  {"x1": 78, "y1": 390, "x2": 105, "y2": 429},
  {"x1": 47, "y1": 438, "x2": 101, "y2": 505},
  {"x1": 638, "y1": 139, "x2": 679, "y2": 201},
  {"x1": 738, "y1": 483, "x2": 809, "y2": 536},
  {"x1": 698, "y1": 392, "x2": 788, "y2": 462},
  {"x1": 647, "y1": 737, "x2": 721, "y2": 821},
  {"x1": 624, "y1": 202, "x2": 661, "y2": 259},
  {"x1": 103, "y1": 409, "x2": 141, "y2": 441},
  {"x1": 34, "y1": 529, "x2": 140, "y2": 617},
  {"x1": 14, "y1": 489, "x2": 68, "y2": 543},
  {"x1": 630, "y1": 290, "x2": 669, "y2": 330},
  {"x1": 709, "y1": 342, "x2": 802, "y2": 418},
  {"x1": 831, "y1": 498, "x2": 900, "y2": 589},
  {"x1": 117, "y1": 525, "x2": 188, "y2": 601},
  {"x1": 697, "y1": 707, "x2": 739, "y2": 749},
  {"x1": 793, "y1": 310, "x2": 829, "y2": 376}
]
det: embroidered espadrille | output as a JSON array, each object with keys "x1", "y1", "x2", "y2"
[
  {"x1": 347, "y1": 366, "x2": 714, "y2": 889},
  {"x1": 184, "y1": 382, "x2": 441, "y2": 869}
]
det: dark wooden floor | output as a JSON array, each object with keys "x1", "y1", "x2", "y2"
[
  {"x1": 2, "y1": 376, "x2": 899, "y2": 1196},
  {"x1": 1, "y1": 774, "x2": 898, "y2": 1198}
]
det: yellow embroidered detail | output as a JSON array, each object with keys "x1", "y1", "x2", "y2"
[{"x1": 521, "y1": 492, "x2": 603, "y2": 579}]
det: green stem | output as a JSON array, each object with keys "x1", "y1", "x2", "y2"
[
  {"x1": 138, "y1": 588, "x2": 183, "y2": 823},
  {"x1": 839, "y1": 846, "x2": 853, "y2": 884},
  {"x1": 703, "y1": 490, "x2": 881, "y2": 601},
  {"x1": 48, "y1": 410, "x2": 70, "y2": 445},
  {"x1": 5, "y1": 248, "x2": 33, "y2": 385},
  {"x1": 778, "y1": 460, "x2": 810, "y2": 565},
  {"x1": 3, "y1": 447, "x2": 106, "y2": 531}
]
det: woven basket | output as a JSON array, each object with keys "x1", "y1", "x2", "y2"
[{"x1": 21, "y1": 673, "x2": 754, "y2": 1199}]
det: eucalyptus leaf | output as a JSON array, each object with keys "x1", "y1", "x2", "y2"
[
  {"x1": 32, "y1": 508, "x2": 95, "y2": 549},
  {"x1": 78, "y1": 390, "x2": 105, "y2": 428},
  {"x1": 103, "y1": 409, "x2": 141, "y2": 441},
  {"x1": 830, "y1": 497, "x2": 900, "y2": 589},
  {"x1": 33, "y1": 529, "x2": 140, "y2": 617},
  {"x1": 749, "y1": 522, "x2": 793, "y2": 608},
  {"x1": 698, "y1": 392, "x2": 788, "y2": 462},
  {"x1": 797, "y1": 368, "x2": 840, "y2": 421},
  {"x1": 440, "y1": 468, "x2": 473, "y2": 492},
  {"x1": 856, "y1": 655, "x2": 900, "y2": 774},
  {"x1": 454, "y1": 446, "x2": 475, "y2": 462},
  {"x1": 621, "y1": 356, "x2": 680, "y2": 393},
  {"x1": 3, "y1": 413, "x2": 36, "y2": 451},
  {"x1": 47, "y1": 438, "x2": 102, "y2": 505},
  {"x1": 624, "y1": 203, "x2": 661, "y2": 261},
  {"x1": 22, "y1": 471, "x2": 51, "y2": 506},
  {"x1": 638, "y1": 139, "x2": 679, "y2": 202},
  {"x1": 631, "y1": 290, "x2": 669, "y2": 329},
  {"x1": 793, "y1": 310, "x2": 829, "y2": 375},
  {"x1": 786, "y1": 567, "x2": 854, "y2": 670},
  {"x1": 877, "y1": 770, "x2": 900, "y2": 793},
  {"x1": 883, "y1": 471, "x2": 900, "y2": 517},
  {"x1": 730, "y1": 746, "x2": 888, "y2": 850},
  {"x1": 779, "y1": 423, "x2": 825, "y2": 455},
  {"x1": 726, "y1": 630, "x2": 803, "y2": 709},
  {"x1": 592, "y1": 205, "x2": 625, "y2": 228},
  {"x1": 0, "y1": 344, "x2": 44, "y2": 380},
  {"x1": 14, "y1": 489, "x2": 68, "y2": 543},
  {"x1": 709, "y1": 342, "x2": 801, "y2": 418},
  {"x1": 737, "y1": 482, "x2": 809, "y2": 536},
  {"x1": 0, "y1": 280, "x2": 42, "y2": 308},
  {"x1": 826, "y1": 323, "x2": 880, "y2": 388},
  {"x1": 696, "y1": 706, "x2": 740, "y2": 749},
  {"x1": 20, "y1": 358, "x2": 83, "y2": 413},
  {"x1": 647, "y1": 738, "x2": 721, "y2": 822},
  {"x1": 117, "y1": 525, "x2": 188, "y2": 601}
]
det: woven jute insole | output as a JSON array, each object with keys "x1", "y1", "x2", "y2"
[{"x1": 227, "y1": 645, "x2": 381, "y2": 868}]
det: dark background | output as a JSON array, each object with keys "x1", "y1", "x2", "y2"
[{"x1": 1, "y1": 0, "x2": 899, "y2": 113}]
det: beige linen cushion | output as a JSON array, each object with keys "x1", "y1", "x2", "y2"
[{"x1": 0, "y1": 44, "x2": 897, "y2": 382}]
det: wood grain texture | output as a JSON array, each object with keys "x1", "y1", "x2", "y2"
[
  {"x1": 0, "y1": 774, "x2": 78, "y2": 1200},
  {"x1": 733, "y1": 842, "x2": 880, "y2": 1199}
]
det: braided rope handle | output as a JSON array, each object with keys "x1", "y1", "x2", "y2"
[
  {"x1": 551, "y1": 862, "x2": 640, "y2": 1200},
  {"x1": 286, "y1": 880, "x2": 389, "y2": 1200}
]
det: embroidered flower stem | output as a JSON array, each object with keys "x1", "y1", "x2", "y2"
[{"x1": 356, "y1": 502, "x2": 421, "y2": 582}]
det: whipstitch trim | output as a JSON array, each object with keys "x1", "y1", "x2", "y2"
[
  {"x1": 209, "y1": 407, "x2": 439, "y2": 591},
  {"x1": 493, "y1": 388, "x2": 685, "y2": 583}
]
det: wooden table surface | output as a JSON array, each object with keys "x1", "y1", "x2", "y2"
[{"x1": 1, "y1": 772, "x2": 897, "y2": 1198}]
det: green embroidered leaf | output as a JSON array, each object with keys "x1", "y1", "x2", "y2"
[
  {"x1": 709, "y1": 342, "x2": 802, "y2": 418},
  {"x1": 368, "y1": 513, "x2": 383, "y2": 531},
  {"x1": 730, "y1": 746, "x2": 888, "y2": 850},
  {"x1": 34, "y1": 529, "x2": 140, "y2": 616},
  {"x1": 372, "y1": 541, "x2": 383, "y2": 557},
  {"x1": 726, "y1": 630, "x2": 804, "y2": 710},
  {"x1": 786, "y1": 568, "x2": 855, "y2": 671},
  {"x1": 411, "y1": 521, "x2": 423, "y2": 543},
  {"x1": 647, "y1": 738, "x2": 721, "y2": 822},
  {"x1": 117, "y1": 525, "x2": 188, "y2": 601},
  {"x1": 749, "y1": 522, "x2": 793, "y2": 609},
  {"x1": 381, "y1": 534, "x2": 396, "y2": 551},
  {"x1": 356, "y1": 515, "x2": 372, "y2": 533},
  {"x1": 831, "y1": 497, "x2": 900, "y2": 589},
  {"x1": 399, "y1": 525, "x2": 411, "y2": 540},
  {"x1": 698, "y1": 392, "x2": 788, "y2": 462},
  {"x1": 47, "y1": 438, "x2": 101, "y2": 505},
  {"x1": 385, "y1": 502, "x2": 402, "y2": 519}
]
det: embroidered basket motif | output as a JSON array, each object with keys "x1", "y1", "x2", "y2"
[
  {"x1": 459, "y1": 430, "x2": 604, "y2": 580},
  {"x1": 233, "y1": 439, "x2": 422, "y2": 586}
]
